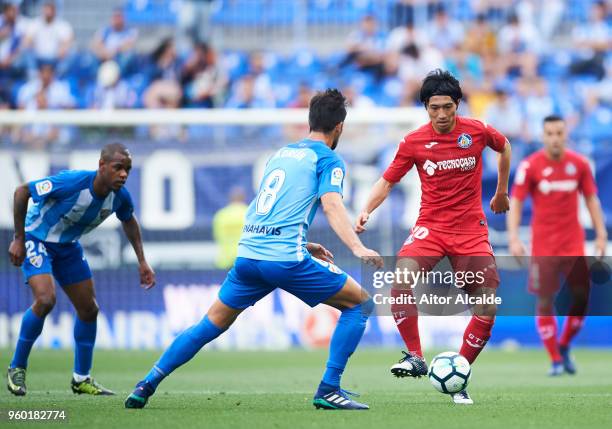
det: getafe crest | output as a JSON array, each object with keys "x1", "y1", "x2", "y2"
[{"x1": 457, "y1": 133, "x2": 472, "y2": 149}]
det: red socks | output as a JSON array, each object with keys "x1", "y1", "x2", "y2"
[
  {"x1": 391, "y1": 288, "x2": 422, "y2": 358},
  {"x1": 536, "y1": 315, "x2": 561, "y2": 362},
  {"x1": 559, "y1": 316, "x2": 585, "y2": 348},
  {"x1": 459, "y1": 315, "x2": 494, "y2": 364}
]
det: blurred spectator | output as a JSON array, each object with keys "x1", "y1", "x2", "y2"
[
  {"x1": 0, "y1": 2, "x2": 28, "y2": 77},
  {"x1": 516, "y1": 0, "x2": 564, "y2": 45},
  {"x1": 16, "y1": 62, "x2": 74, "y2": 149},
  {"x1": 149, "y1": 37, "x2": 181, "y2": 82},
  {"x1": 212, "y1": 186, "x2": 248, "y2": 270},
  {"x1": 244, "y1": 51, "x2": 275, "y2": 106},
  {"x1": 386, "y1": 20, "x2": 428, "y2": 54},
  {"x1": 143, "y1": 78, "x2": 186, "y2": 142},
  {"x1": 570, "y1": 1, "x2": 610, "y2": 80},
  {"x1": 285, "y1": 83, "x2": 312, "y2": 140},
  {"x1": 226, "y1": 74, "x2": 274, "y2": 108},
  {"x1": 90, "y1": 60, "x2": 136, "y2": 109},
  {"x1": 90, "y1": 8, "x2": 137, "y2": 64},
  {"x1": 497, "y1": 12, "x2": 540, "y2": 76},
  {"x1": 343, "y1": 85, "x2": 375, "y2": 110},
  {"x1": 463, "y1": 13, "x2": 497, "y2": 58},
  {"x1": 484, "y1": 82, "x2": 524, "y2": 142},
  {"x1": 24, "y1": 1, "x2": 73, "y2": 63},
  {"x1": 17, "y1": 62, "x2": 74, "y2": 109},
  {"x1": 181, "y1": 41, "x2": 227, "y2": 107},
  {"x1": 429, "y1": 6, "x2": 464, "y2": 55},
  {"x1": 395, "y1": 42, "x2": 444, "y2": 85},
  {"x1": 340, "y1": 14, "x2": 386, "y2": 79},
  {"x1": 176, "y1": 0, "x2": 216, "y2": 51}
]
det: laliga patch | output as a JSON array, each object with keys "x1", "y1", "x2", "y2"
[
  {"x1": 330, "y1": 167, "x2": 344, "y2": 186},
  {"x1": 30, "y1": 255, "x2": 43, "y2": 268},
  {"x1": 457, "y1": 133, "x2": 472, "y2": 149},
  {"x1": 35, "y1": 180, "x2": 53, "y2": 196}
]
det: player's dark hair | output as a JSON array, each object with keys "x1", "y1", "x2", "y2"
[
  {"x1": 308, "y1": 89, "x2": 348, "y2": 134},
  {"x1": 101, "y1": 142, "x2": 130, "y2": 161},
  {"x1": 543, "y1": 114, "x2": 564, "y2": 124},
  {"x1": 419, "y1": 69, "x2": 462, "y2": 107}
]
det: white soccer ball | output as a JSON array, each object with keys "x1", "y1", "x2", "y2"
[{"x1": 428, "y1": 352, "x2": 471, "y2": 394}]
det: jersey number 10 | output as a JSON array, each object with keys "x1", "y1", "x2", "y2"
[{"x1": 256, "y1": 169, "x2": 286, "y2": 215}]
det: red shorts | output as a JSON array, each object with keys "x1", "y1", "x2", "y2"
[
  {"x1": 528, "y1": 256, "x2": 590, "y2": 296},
  {"x1": 397, "y1": 225, "x2": 499, "y2": 291}
]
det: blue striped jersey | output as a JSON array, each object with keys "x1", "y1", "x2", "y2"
[
  {"x1": 237, "y1": 139, "x2": 346, "y2": 261},
  {"x1": 25, "y1": 170, "x2": 134, "y2": 243}
]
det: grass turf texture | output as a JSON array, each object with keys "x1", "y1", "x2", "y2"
[{"x1": 2, "y1": 348, "x2": 612, "y2": 428}]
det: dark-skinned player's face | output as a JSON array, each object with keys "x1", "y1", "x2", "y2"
[
  {"x1": 426, "y1": 95, "x2": 458, "y2": 134},
  {"x1": 542, "y1": 120, "x2": 566, "y2": 159},
  {"x1": 331, "y1": 122, "x2": 344, "y2": 150},
  {"x1": 99, "y1": 151, "x2": 132, "y2": 191}
]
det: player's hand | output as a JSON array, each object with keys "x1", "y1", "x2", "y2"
[
  {"x1": 353, "y1": 247, "x2": 384, "y2": 269},
  {"x1": 139, "y1": 261, "x2": 156, "y2": 290},
  {"x1": 490, "y1": 192, "x2": 510, "y2": 214},
  {"x1": 8, "y1": 237, "x2": 25, "y2": 267},
  {"x1": 509, "y1": 238, "x2": 527, "y2": 260},
  {"x1": 306, "y1": 242, "x2": 334, "y2": 264},
  {"x1": 595, "y1": 235, "x2": 607, "y2": 259},
  {"x1": 355, "y1": 211, "x2": 370, "y2": 234}
]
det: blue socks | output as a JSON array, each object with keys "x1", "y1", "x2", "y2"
[
  {"x1": 144, "y1": 315, "x2": 225, "y2": 389},
  {"x1": 74, "y1": 318, "x2": 97, "y2": 376},
  {"x1": 10, "y1": 308, "x2": 45, "y2": 369},
  {"x1": 317, "y1": 300, "x2": 373, "y2": 395}
]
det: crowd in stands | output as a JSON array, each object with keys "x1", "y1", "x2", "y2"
[{"x1": 0, "y1": 0, "x2": 610, "y2": 150}]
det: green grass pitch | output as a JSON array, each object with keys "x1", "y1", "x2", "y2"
[{"x1": 2, "y1": 348, "x2": 612, "y2": 428}]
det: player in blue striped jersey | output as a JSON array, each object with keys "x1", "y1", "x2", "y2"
[
  {"x1": 7, "y1": 143, "x2": 155, "y2": 397},
  {"x1": 126, "y1": 89, "x2": 383, "y2": 410}
]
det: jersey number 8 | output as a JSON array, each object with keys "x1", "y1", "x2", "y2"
[{"x1": 256, "y1": 169, "x2": 286, "y2": 215}]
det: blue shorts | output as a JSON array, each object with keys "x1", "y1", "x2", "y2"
[
  {"x1": 21, "y1": 234, "x2": 92, "y2": 287},
  {"x1": 218, "y1": 256, "x2": 348, "y2": 309}
]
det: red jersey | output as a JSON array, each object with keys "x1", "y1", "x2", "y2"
[
  {"x1": 511, "y1": 149, "x2": 597, "y2": 256},
  {"x1": 383, "y1": 116, "x2": 507, "y2": 234}
]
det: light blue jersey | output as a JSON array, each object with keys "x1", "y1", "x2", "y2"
[
  {"x1": 25, "y1": 170, "x2": 134, "y2": 243},
  {"x1": 238, "y1": 139, "x2": 345, "y2": 261}
]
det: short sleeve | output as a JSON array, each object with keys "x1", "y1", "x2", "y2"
[
  {"x1": 382, "y1": 138, "x2": 414, "y2": 183},
  {"x1": 28, "y1": 170, "x2": 87, "y2": 203},
  {"x1": 484, "y1": 123, "x2": 508, "y2": 153},
  {"x1": 115, "y1": 189, "x2": 135, "y2": 221},
  {"x1": 317, "y1": 154, "x2": 346, "y2": 198},
  {"x1": 579, "y1": 159, "x2": 597, "y2": 198},
  {"x1": 511, "y1": 160, "x2": 532, "y2": 201}
]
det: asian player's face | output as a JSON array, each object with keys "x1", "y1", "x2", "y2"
[
  {"x1": 426, "y1": 95, "x2": 458, "y2": 134},
  {"x1": 542, "y1": 120, "x2": 566, "y2": 159},
  {"x1": 101, "y1": 151, "x2": 132, "y2": 191}
]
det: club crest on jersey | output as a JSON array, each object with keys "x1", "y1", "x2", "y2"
[
  {"x1": 457, "y1": 133, "x2": 472, "y2": 149},
  {"x1": 99, "y1": 209, "x2": 111, "y2": 219},
  {"x1": 35, "y1": 180, "x2": 53, "y2": 196},
  {"x1": 30, "y1": 255, "x2": 43, "y2": 268},
  {"x1": 565, "y1": 162, "x2": 577, "y2": 176}
]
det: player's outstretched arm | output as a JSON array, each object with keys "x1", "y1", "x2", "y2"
[
  {"x1": 355, "y1": 177, "x2": 395, "y2": 233},
  {"x1": 585, "y1": 194, "x2": 608, "y2": 258},
  {"x1": 490, "y1": 141, "x2": 511, "y2": 214},
  {"x1": 121, "y1": 215, "x2": 156, "y2": 289},
  {"x1": 507, "y1": 196, "x2": 527, "y2": 259},
  {"x1": 321, "y1": 192, "x2": 383, "y2": 268},
  {"x1": 8, "y1": 183, "x2": 31, "y2": 267}
]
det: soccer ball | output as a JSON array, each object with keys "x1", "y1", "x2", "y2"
[{"x1": 428, "y1": 352, "x2": 471, "y2": 394}]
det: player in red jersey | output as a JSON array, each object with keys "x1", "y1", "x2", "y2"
[
  {"x1": 507, "y1": 115, "x2": 607, "y2": 376},
  {"x1": 356, "y1": 70, "x2": 511, "y2": 404}
]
